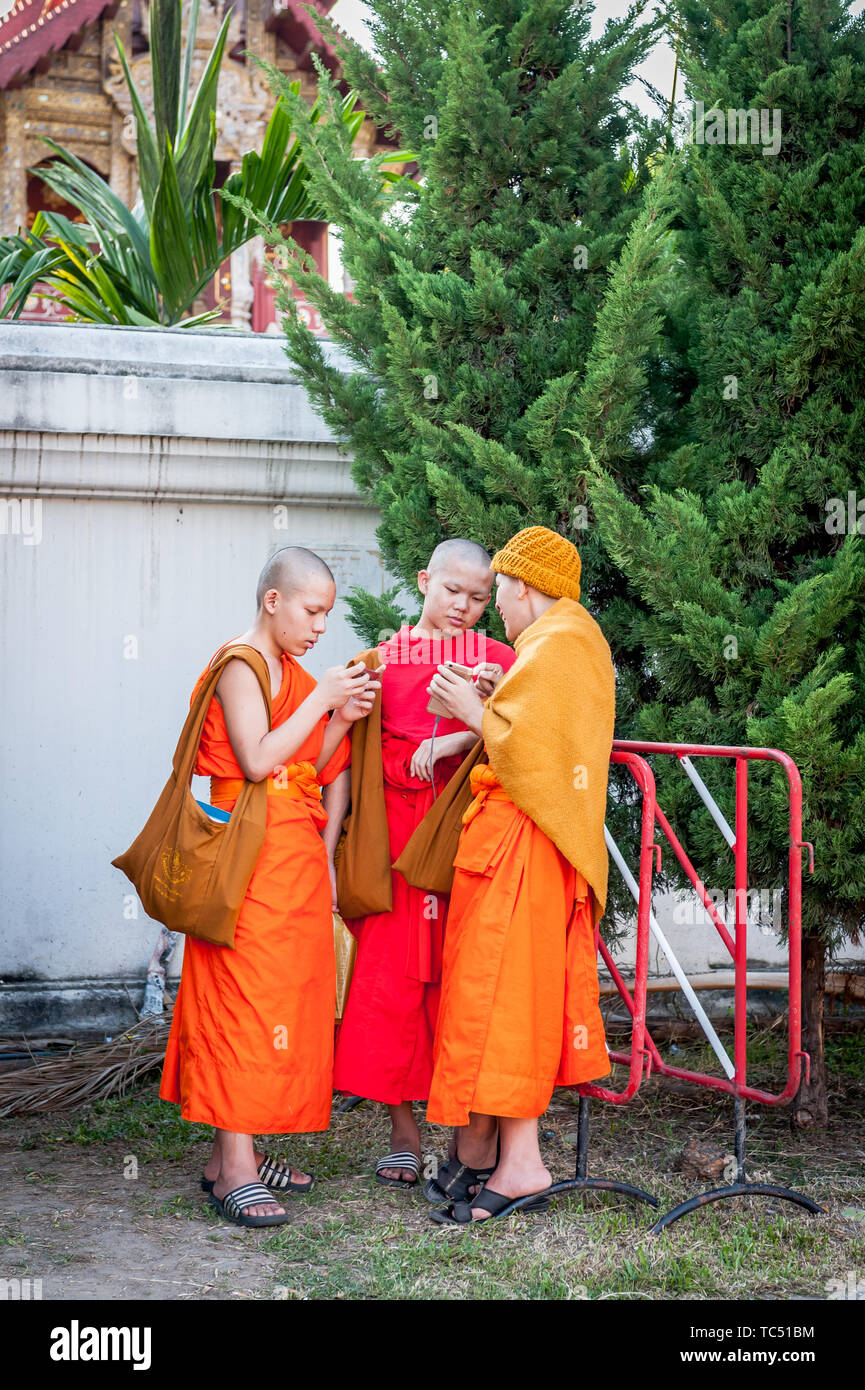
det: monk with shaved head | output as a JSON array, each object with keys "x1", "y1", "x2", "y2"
[
  {"x1": 416, "y1": 527, "x2": 614, "y2": 1224},
  {"x1": 330, "y1": 538, "x2": 517, "y2": 1188},
  {"x1": 159, "y1": 545, "x2": 380, "y2": 1226}
]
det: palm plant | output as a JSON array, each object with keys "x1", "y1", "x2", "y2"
[{"x1": 0, "y1": 0, "x2": 387, "y2": 326}]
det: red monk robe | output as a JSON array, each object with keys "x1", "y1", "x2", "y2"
[
  {"x1": 160, "y1": 645, "x2": 351, "y2": 1134},
  {"x1": 333, "y1": 625, "x2": 516, "y2": 1104}
]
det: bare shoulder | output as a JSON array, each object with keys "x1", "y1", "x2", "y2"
[{"x1": 214, "y1": 652, "x2": 275, "y2": 709}]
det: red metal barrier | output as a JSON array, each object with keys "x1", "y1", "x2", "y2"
[
  {"x1": 583, "y1": 740, "x2": 814, "y2": 1109},
  {"x1": 531, "y1": 738, "x2": 827, "y2": 1232}
]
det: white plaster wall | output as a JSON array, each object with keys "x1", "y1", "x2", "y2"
[{"x1": 0, "y1": 322, "x2": 386, "y2": 1012}]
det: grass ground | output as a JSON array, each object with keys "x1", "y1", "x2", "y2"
[{"x1": 1, "y1": 1027, "x2": 863, "y2": 1300}]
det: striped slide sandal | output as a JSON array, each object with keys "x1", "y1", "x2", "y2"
[
  {"x1": 375, "y1": 1151, "x2": 422, "y2": 1188},
  {"x1": 201, "y1": 1155, "x2": 314, "y2": 1195},
  {"x1": 208, "y1": 1182, "x2": 291, "y2": 1228}
]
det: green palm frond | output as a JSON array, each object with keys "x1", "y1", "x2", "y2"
[{"x1": 0, "y1": 0, "x2": 400, "y2": 327}]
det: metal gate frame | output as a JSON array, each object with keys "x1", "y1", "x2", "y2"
[{"x1": 503, "y1": 740, "x2": 827, "y2": 1230}]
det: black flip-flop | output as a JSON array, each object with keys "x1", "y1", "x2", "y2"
[
  {"x1": 430, "y1": 1185, "x2": 552, "y2": 1226},
  {"x1": 209, "y1": 1181, "x2": 291, "y2": 1228},
  {"x1": 201, "y1": 1155, "x2": 314, "y2": 1195},
  {"x1": 423, "y1": 1139, "x2": 499, "y2": 1204},
  {"x1": 375, "y1": 1151, "x2": 421, "y2": 1188}
]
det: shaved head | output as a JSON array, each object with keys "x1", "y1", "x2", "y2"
[
  {"x1": 416, "y1": 536, "x2": 494, "y2": 639},
  {"x1": 256, "y1": 546, "x2": 335, "y2": 609},
  {"x1": 426, "y1": 538, "x2": 492, "y2": 576}
]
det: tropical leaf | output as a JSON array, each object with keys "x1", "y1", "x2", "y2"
[
  {"x1": 50, "y1": 237, "x2": 118, "y2": 317},
  {"x1": 0, "y1": 237, "x2": 68, "y2": 317},
  {"x1": 220, "y1": 93, "x2": 317, "y2": 253},
  {"x1": 188, "y1": 140, "x2": 221, "y2": 294},
  {"x1": 178, "y1": 0, "x2": 201, "y2": 130},
  {"x1": 112, "y1": 34, "x2": 161, "y2": 219},
  {"x1": 150, "y1": 138, "x2": 197, "y2": 321},
  {"x1": 150, "y1": 0, "x2": 181, "y2": 155},
  {"x1": 35, "y1": 139, "x2": 153, "y2": 275},
  {"x1": 173, "y1": 306, "x2": 224, "y2": 328},
  {"x1": 174, "y1": 5, "x2": 232, "y2": 207}
]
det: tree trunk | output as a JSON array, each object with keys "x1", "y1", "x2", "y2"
[{"x1": 792, "y1": 929, "x2": 828, "y2": 1128}]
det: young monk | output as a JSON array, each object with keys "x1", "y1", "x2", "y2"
[
  {"x1": 414, "y1": 526, "x2": 615, "y2": 1223},
  {"x1": 159, "y1": 546, "x2": 380, "y2": 1227},
  {"x1": 328, "y1": 539, "x2": 517, "y2": 1187}
]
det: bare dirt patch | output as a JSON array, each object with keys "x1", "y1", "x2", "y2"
[{"x1": 0, "y1": 1140, "x2": 287, "y2": 1300}]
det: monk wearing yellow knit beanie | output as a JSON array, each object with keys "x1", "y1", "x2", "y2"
[{"x1": 416, "y1": 525, "x2": 616, "y2": 1224}]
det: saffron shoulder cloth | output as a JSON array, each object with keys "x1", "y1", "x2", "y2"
[
  {"x1": 333, "y1": 646, "x2": 392, "y2": 918},
  {"x1": 394, "y1": 596, "x2": 616, "y2": 926}
]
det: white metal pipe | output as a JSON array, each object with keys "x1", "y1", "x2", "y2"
[{"x1": 679, "y1": 755, "x2": 737, "y2": 849}]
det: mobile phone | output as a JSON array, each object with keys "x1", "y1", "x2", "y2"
[{"x1": 426, "y1": 661, "x2": 473, "y2": 717}]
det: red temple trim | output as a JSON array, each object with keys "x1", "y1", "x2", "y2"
[{"x1": 0, "y1": 0, "x2": 118, "y2": 88}]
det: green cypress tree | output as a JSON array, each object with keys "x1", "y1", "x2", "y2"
[
  {"x1": 232, "y1": 0, "x2": 664, "y2": 645},
  {"x1": 582, "y1": 0, "x2": 865, "y2": 1125}
]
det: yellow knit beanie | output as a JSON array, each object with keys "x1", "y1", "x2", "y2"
[{"x1": 491, "y1": 526, "x2": 581, "y2": 602}]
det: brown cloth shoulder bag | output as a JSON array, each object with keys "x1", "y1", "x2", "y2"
[
  {"x1": 391, "y1": 738, "x2": 489, "y2": 895},
  {"x1": 111, "y1": 643, "x2": 272, "y2": 949},
  {"x1": 333, "y1": 647, "x2": 393, "y2": 919}
]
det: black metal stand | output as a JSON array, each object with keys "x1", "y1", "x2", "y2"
[
  {"x1": 336, "y1": 1094, "x2": 365, "y2": 1113},
  {"x1": 650, "y1": 1097, "x2": 827, "y2": 1234},
  {"x1": 487, "y1": 1096, "x2": 660, "y2": 1218}
]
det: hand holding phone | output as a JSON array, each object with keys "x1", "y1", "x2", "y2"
[
  {"x1": 472, "y1": 661, "x2": 504, "y2": 698},
  {"x1": 426, "y1": 661, "x2": 474, "y2": 717}
]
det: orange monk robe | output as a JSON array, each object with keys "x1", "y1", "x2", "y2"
[
  {"x1": 425, "y1": 597, "x2": 615, "y2": 1127},
  {"x1": 333, "y1": 625, "x2": 516, "y2": 1105},
  {"x1": 425, "y1": 766, "x2": 609, "y2": 1125},
  {"x1": 159, "y1": 646, "x2": 351, "y2": 1134}
]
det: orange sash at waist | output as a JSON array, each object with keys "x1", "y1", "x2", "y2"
[
  {"x1": 211, "y1": 760, "x2": 322, "y2": 803},
  {"x1": 461, "y1": 763, "x2": 510, "y2": 826},
  {"x1": 461, "y1": 763, "x2": 591, "y2": 902}
]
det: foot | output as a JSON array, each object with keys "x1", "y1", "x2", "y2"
[
  {"x1": 379, "y1": 1123, "x2": 422, "y2": 1184},
  {"x1": 211, "y1": 1167, "x2": 286, "y2": 1221},
  {"x1": 454, "y1": 1124, "x2": 498, "y2": 1198},
  {"x1": 456, "y1": 1129, "x2": 497, "y2": 1172},
  {"x1": 425, "y1": 1127, "x2": 498, "y2": 1203},
  {"x1": 465, "y1": 1161, "x2": 552, "y2": 1221},
  {"x1": 204, "y1": 1147, "x2": 311, "y2": 1190}
]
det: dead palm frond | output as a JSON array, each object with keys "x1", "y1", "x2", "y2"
[{"x1": 0, "y1": 1014, "x2": 172, "y2": 1117}]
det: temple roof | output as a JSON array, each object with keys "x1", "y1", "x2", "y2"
[
  {"x1": 0, "y1": 0, "x2": 118, "y2": 89},
  {"x1": 267, "y1": 1, "x2": 340, "y2": 73},
  {"x1": 0, "y1": 0, "x2": 342, "y2": 90}
]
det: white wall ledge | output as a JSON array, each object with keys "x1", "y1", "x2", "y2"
[
  {"x1": 0, "y1": 320, "x2": 359, "y2": 441},
  {"x1": 0, "y1": 431, "x2": 365, "y2": 505}
]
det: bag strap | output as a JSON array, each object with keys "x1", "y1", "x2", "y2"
[{"x1": 170, "y1": 643, "x2": 274, "y2": 784}]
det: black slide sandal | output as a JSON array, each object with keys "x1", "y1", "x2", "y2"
[
  {"x1": 430, "y1": 1185, "x2": 552, "y2": 1226},
  {"x1": 423, "y1": 1136, "x2": 500, "y2": 1204}
]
